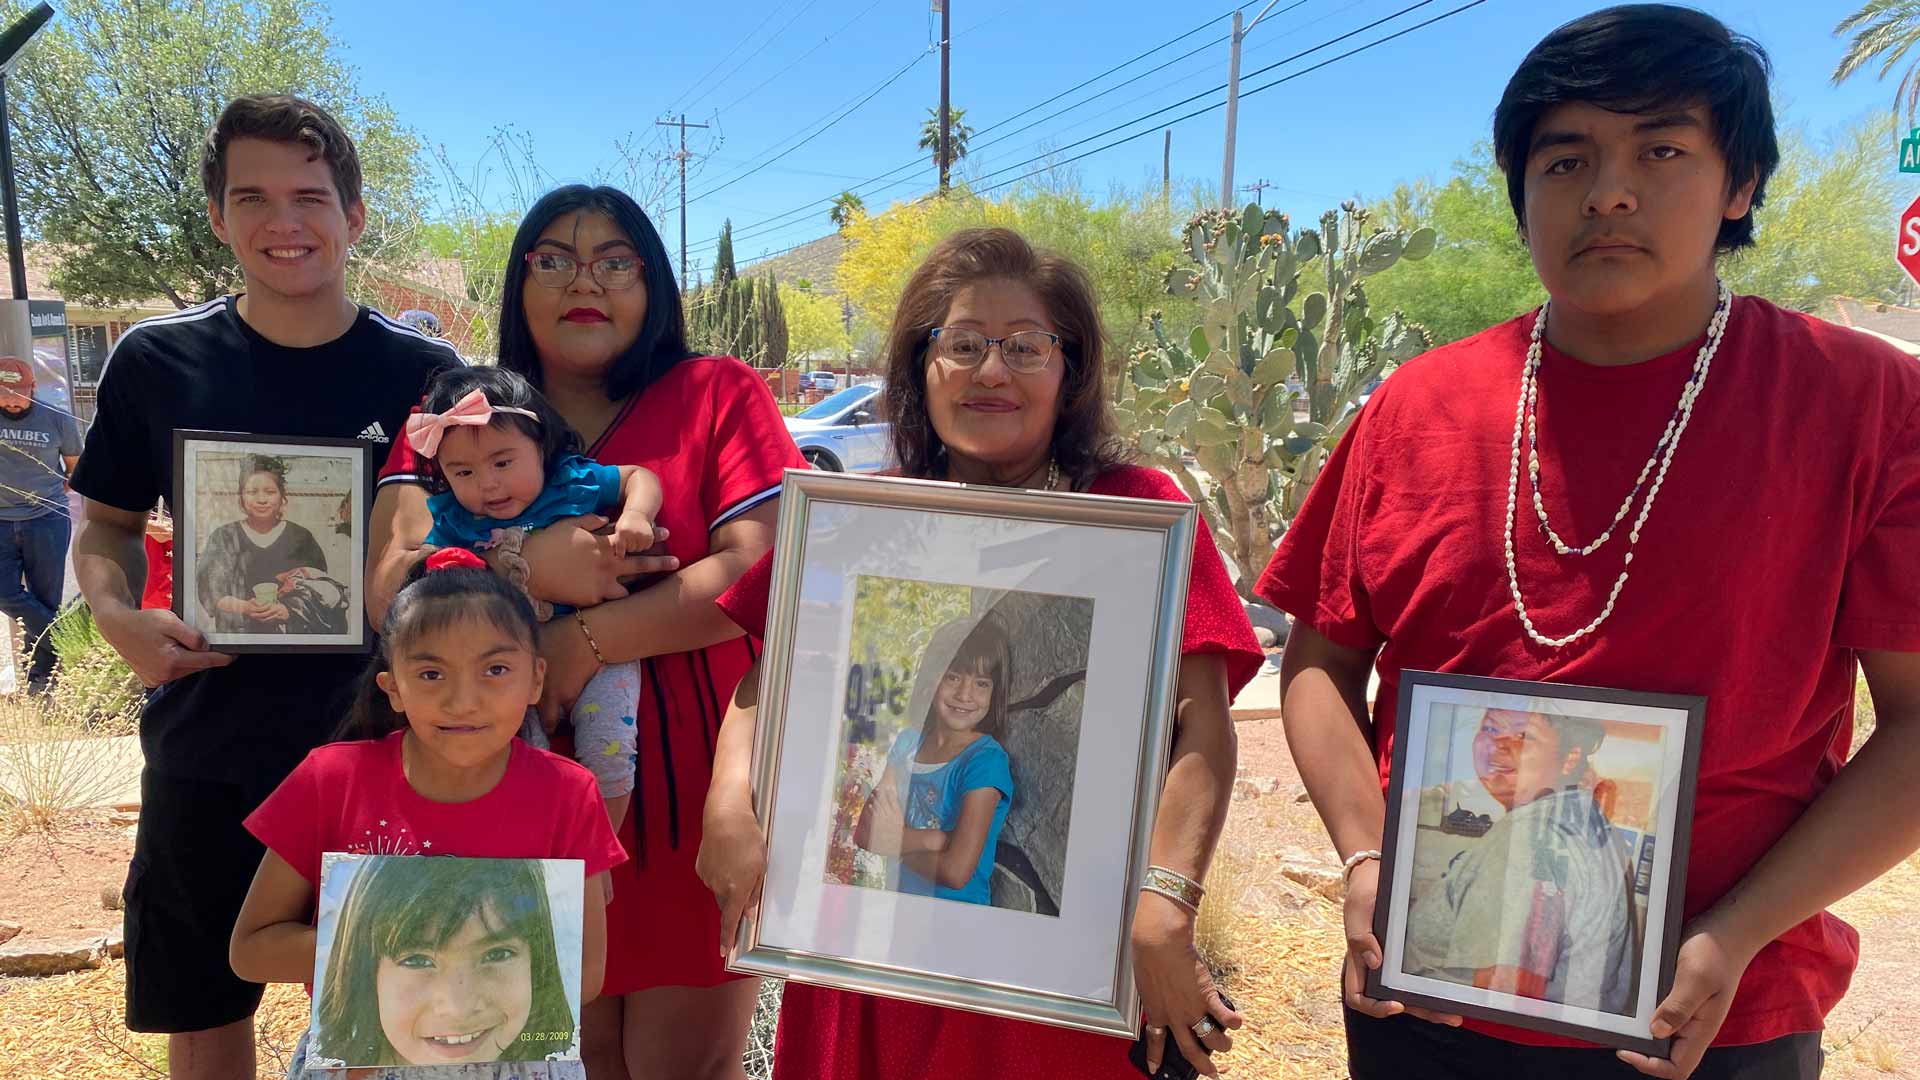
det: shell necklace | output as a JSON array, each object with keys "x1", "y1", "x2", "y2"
[{"x1": 1502, "y1": 282, "x2": 1731, "y2": 649}]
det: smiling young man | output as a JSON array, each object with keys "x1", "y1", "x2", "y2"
[
  {"x1": 1259, "y1": 6, "x2": 1920, "y2": 1080},
  {"x1": 69, "y1": 95, "x2": 459, "y2": 1079}
]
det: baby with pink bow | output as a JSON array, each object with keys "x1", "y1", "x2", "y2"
[{"x1": 406, "y1": 364, "x2": 663, "y2": 831}]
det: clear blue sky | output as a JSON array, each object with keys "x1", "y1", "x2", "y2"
[{"x1": 321, "y1": 0, "x2": 1886, "y2": 280}]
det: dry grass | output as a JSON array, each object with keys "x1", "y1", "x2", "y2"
[
  {"x1": 0, "y1": 961, "x2": 310, "y2": 1078},
  {"x1": 0, "y1": 619, "x2": 141, "y2": 836},
  {"x1": 1852, "y1": 1031, "x2": 1905, "y2": 1075}
]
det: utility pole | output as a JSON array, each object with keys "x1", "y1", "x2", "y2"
[
  {"x1": 1221, "y1": 0, "x2": 1287, "y2": 208},
  {"x1": 936, "y1": 0, "x2": 952, "y2": 193},
  {"x1": 655, "y1": 114, "x2": 709, "y2": 279},
  {"x1": 1162, "y1": 129, "x2": 1172, "y2": 207},
  {"x1": 1240, "y1": 178, "x2": 1274, "y2": 206}
]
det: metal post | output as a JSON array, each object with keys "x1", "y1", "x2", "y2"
[
  {"x1": 937, "y1": 0, "x2": 952, "y2": 193},
  {"x1": 1163, "y1": 129, "x2": 1172, "y2": 207},
  {"x1": 655, "y1": 114, "x2": 709, "y2": 280},
  {"x1": 1220, "y1": 10, "x2": 1242, "y2": 209},
  {"x1": 0, "y1": 75, "x2": 27, "y2": 300}
]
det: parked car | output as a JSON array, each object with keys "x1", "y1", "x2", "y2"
[
  {"x1": 801, "y1": 370, "x2": 842, "y2": 391},
  {"x1": 784, "y1": 383, "x2": 891, "y2": 472}
]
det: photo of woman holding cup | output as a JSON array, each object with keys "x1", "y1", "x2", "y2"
[{"x1": 194, "y1": 454, "x2": 340, "y2": 636}]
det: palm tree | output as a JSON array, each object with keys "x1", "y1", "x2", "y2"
[
  {"x1": 917, "y1": 106, "x2": 974, "y2": 176},
  {"x1": 828, "y1": 191, "x2": 866, "y2": 232},
  {"x1": 1834, "y1": 1, "x2": 1920, "y2": 122}
]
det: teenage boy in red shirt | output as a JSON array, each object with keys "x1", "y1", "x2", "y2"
[{"x1": 1259, "y1": 6, "x2": 1920, "y2": 1080}]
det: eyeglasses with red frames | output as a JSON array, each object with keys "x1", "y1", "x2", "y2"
[{"x1": 524, "y1": 250, "x2": 644, "y2": 290}]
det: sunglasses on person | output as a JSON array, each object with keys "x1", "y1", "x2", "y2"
[
  {"x1": 928, "y1": 327, "x2": 1061, "y2": 374},
  {"x1": 524, "y1": 250, "x2": 644, "y2": 290}
]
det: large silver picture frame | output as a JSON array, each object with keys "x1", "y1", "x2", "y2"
[{"x1": 730, "y1": 470, "x2": 1196, "y2": 1038}]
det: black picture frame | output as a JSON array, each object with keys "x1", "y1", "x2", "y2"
[
  {"x1": 171, "y1": 429, "x2": 369, "y2": 655},
  {"x1": 1365, "y1": 670, "x2": 1706, "y2": 1055}
]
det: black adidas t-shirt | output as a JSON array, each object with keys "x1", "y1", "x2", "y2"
[{"x1": 71, "y1": 297, "x2": 462, "y2": 785}]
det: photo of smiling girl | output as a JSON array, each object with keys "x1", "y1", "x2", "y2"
[
  {"x1": 313, "y1": 855, "x2": 578, "y2": 1067},
  {"x1": 852, "y1": 613, "x2": 1016, "y2": 906}
]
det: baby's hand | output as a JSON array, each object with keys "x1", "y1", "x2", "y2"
[{"x1": 611, "y1": 510, "x2": 657, "y2": 557}]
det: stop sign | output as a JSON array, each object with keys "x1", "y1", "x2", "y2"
[{"x1": 1899, "y1": 194, "x2": 1920, "y2": 287}]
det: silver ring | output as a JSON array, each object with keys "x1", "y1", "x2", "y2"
[
  {"x1": 1143, "y1": 1024, "x2": 1166, "y2": 1037},
  {"x1": 1191, "y1": 1017, "x2": 1218, "y2": 1039}
]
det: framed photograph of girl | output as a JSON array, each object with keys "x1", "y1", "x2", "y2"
[
  {"x1": 171, "y1": 430, "x2": 368, "y2": 653},
  {"x1": 308, "y1": 853, "x2": 587, "y2": 1068},
  {"x1": 732, "y1": 470, "x2": 1195, "y2": 1038},
  {"x1": 1367, "y1": 670, "x2": 1707, "y2": 1055}
]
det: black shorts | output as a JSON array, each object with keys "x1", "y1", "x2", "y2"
[
  {"x1": 122, "y1": 769, "x2": 276, "y2": 1034},
  {"x1": 1345, "y1": 1007, "x2": 1824, "y2": 1080}
]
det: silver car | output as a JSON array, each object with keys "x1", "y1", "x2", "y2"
[{"x1": 784, "y1": 383, "x2": 892, "y2": 473}]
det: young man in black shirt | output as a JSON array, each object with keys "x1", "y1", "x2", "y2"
[{"x1": 70, "y1": 95, "x2": 459, "y2": 1079}]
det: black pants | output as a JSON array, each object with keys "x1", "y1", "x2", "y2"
[{"x1": 1346, "y1": 1008, "x2": 1823, "y2": 1080}]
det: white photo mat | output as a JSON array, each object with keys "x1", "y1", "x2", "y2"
[{"x1": 734, "y1": 472, "x2": 1196, "y2": 1037}]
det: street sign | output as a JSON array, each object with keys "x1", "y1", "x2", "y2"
[
  {"x1": 1898, "y1": 195, "x2": 1920, "y2": 287},
  {"x1": 1904, "y1": 128, "x2": 1920, "y2": 173}
]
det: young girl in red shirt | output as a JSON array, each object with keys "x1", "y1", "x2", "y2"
[{"x1": 229, "y1": 551, "x2": 628, "y2": 1078}]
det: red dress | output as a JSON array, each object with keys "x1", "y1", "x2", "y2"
[
  {"x1": 715, "y1": 464, "x2": 1264, "y2": 1079},
  {"x1": 380, "y1": 355, "x2": 805, "y2": 992}
]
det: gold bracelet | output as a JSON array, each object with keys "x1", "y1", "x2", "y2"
[
  {"x1": 574, "y1": 611, "x2": 606, "y2": 664},
  {"x1": 1141, "y1": 865, "x2": 1205, "y2": 913}
]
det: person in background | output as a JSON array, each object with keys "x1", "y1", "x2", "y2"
[
  {"x1": 1260, "y1": 7, "x2": 1920, "y2": 1079},
  {"x1": 70, "y1": 94, "x2": 460, "y2": 1080},
  {"x1": 0, "y1": 355, "x2": 81, "y2": 693}
]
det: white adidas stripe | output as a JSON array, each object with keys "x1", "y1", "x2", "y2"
[{"x1": 99, "y1": 298, "x2": 227, "y2": 382}]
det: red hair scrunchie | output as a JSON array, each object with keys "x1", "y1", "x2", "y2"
[{"x1": 425, "y1": 547, "x2": 488, "y2": 573}]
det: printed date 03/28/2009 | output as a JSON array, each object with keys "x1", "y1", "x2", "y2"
[{"x1": 517, "y1": 1031, "x2": 573, "y2": 1041}]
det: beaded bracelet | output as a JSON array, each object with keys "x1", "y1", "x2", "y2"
[
  {"x1": 1342, "y1": 849, "x2": 1382, "y2": 883},
  {"x1": 574, "y1": 611, "x2": 607, "y2": 664}
]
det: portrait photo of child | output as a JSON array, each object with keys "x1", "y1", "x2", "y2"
[
  {"x1": 308, "y1": 854, "x2": 586, "y2": 1068},
  {"x1": 823, "y1": 575, "x2": 1094, "y2": 918}
]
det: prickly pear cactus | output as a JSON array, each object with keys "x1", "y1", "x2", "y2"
[{"x1": 1116, "y1": 201, "x2": 1435, "y2": 593}]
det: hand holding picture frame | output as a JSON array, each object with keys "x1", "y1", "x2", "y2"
[
  {"x1": 1366, "y1": 670, "x2": 1706, "y2": 1054},
  {"x1": 308, "y1": 853, "x2": 587, "y2": 1069},
  {"x1": 171, "y1": 430, "x2": 368, "y2": 653},
  {"x1": 730, "y1": 471, "x2": 1197, "y2": 1037}
]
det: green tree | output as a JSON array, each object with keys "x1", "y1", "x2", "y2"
[
  {"x1": 829, "y1": 191, "x2": 866, "y2": 232},
  {"x1": 782, "y1": 283, "x2": 850, "y2": 362},
  {"x1": 917, "y1": 106, "x2": 974, "y2": 173},
  {"x1": 1362, "y1": 147, "x2": 1545, "y2": 346},
  {"x1": 1833, "y1": 1, "x2": 1920, "y2": 122},
  {"x1": 714, "y1": 219, "x2": 738, "y2": 288},
  {"x1": 1721, "y1": 118, "x2": 1907, "y2": 310},
  {"x1": 2, "y1": 0, "x2": 424, "y2": 309}
]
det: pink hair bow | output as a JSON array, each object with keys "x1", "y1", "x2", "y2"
[{"x1": 404, "y1": 388, "x2": 540, "y2": 458}]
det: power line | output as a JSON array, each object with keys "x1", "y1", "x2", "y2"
[
  {"x1": 684, "y1": 0, "x2": 830, "y2": 116},
  {"x1": 973, "y1": 0, "x2": 1490, "y2": 196},
  {"x1": 662, "y1": 6, "x2": 787, "y2": 116},
  {"x1": 687, "y1": 47, "x2": 934, "y2": 206},
  {"x1": 713, "y1": 0, "x2": 889, "y2": 116}
]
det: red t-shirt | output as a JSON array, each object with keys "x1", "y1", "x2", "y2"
[
  {"x1": 716, "y1": 464, "x2": 1267, "y2": 1080},
  {"x1": 1257, "y1": 296, "x2": 1920, "y2": 1047},
  {"x1": 141, "y1": 533, "x2": 173, "y2": 611},
  {"x1": 244, "y1": 732, "x2": 629, "y2": 888}
]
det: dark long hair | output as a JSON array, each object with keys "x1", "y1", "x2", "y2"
[
  {"x1": 314, "y1": 855, "x2": 575, "y2": 1065},
  {"x1": 1493, "y1": 4, "x2": 1778, "y2": 252},
  {"x1": 496, "y1": 185, "x2": 694, "y2": 401},
  {"x1": 913, "y1": 612, "x2": 1015, "y2": 750},
  {"x1": 881, "y1": 228, "x2": 1129, "y2": 486},
  {"x1": 416, "y1": 365, "x2": 581, "y2": 494},
  {"x1": 335, "y1": 563, "x2": 541, "y2": 742}
]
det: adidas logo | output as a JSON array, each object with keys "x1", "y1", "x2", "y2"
[{"x1": 358, "y1": 421, "x2": 390, "y2": 443}]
